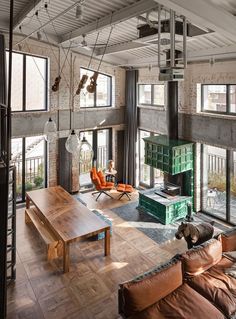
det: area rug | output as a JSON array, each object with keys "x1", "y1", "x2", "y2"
[{"x1": 111, "y1": 201, "x2": 228, "y2": 245}]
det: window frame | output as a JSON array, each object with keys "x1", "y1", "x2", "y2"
[
  {"x1": 138, "y1": 84, "x2": 165, "y2": 107},
  {"x1": 79, "y1": 128, "x2": 112, "y2": 189},
  {"x1": 200, "y1": 143, "x2": 235, "y2": 225},
  {"x1": 8, "y1": 50, "x2": 48, "y2": 112},
  {"x1": 201, "y1": 84, "x2": 236, "y2": 115},
  {"x1": 80, "y1": 67, "x2": 112, "y2": 108},
  {"x1": 12, "y1": 136, "x2": 48, "y2": 203}
]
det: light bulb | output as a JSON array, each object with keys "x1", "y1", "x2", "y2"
[
  {"x1": 76, "y1": 4, "x2": 83, "y2": 20},
  {"x1": 78, "y1": 135, "x2": 93, "y2": 163},
  {"x1": 65, "y1": 130, "x2": 80, "y2": 154},
  {"x1": 44, "y1": 117, "x2": 57, "y2": 142}
]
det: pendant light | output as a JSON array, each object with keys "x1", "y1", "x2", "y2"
[
  {"x1": 43, "y1": 117, "x2": 57, "y2": 142},
  {"x1": 66, "y1": 129, "x2": 80, "y2": 153},
  {"x1": 66, "y1": 55, "x2": 80, "y2": 154},
  {"x1": 78, "y1": 133, "x2": 94, "y2": 163}
]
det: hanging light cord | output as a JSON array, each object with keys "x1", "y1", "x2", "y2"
[{"x1": 97, "y1": 15, "x2": 114, "y2": 72}]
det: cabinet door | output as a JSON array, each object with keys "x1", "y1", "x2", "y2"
[{"x1": 58, "y1": 138, "x2": 72, "y2": 192}]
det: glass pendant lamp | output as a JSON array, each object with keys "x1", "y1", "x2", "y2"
[
  {"x1": 43, "y1": 117, "x2": 57, "y2": 142},
  {"x1": 78, "y1": 134, "x2": 93, "y2": 163},
  {"x1": 65, "y1": 129, "x2": 80, "y2": 154}
]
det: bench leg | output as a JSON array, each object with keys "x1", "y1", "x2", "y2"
[
  {"x1": 25, "y1": 210, "x2": 31, "y2": 224},
  {"x1": 63, "y1": 242, "x2": 70, "y2": 273},
  {"x1": 105, "y1": 228, "x2": 110, "y2": 256}
]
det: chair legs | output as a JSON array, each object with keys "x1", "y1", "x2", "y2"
[
  {"x1": 118, "y1": 192, "x2": 131, "y2": 201},
  {"x1": 95, "y1": 190, "x2": 113, "y2": 201}
]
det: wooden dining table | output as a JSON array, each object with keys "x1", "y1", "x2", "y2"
[{"x1": 25, "y1": 185, "x2": 111, "y2": 272}]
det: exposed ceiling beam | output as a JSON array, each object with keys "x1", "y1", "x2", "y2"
[
  {"x1": 60, "y1": 0, "x2": 158, "y2": 45},
  {"x1": 153, "y1": 0, "x2": 236, "y2": 41},
  {"x1": 187, "y1": 45, "x2": 236, "y2": 61},
  {"x1": 13, "y1": 0, "x2": 41, "y2": 30},
  {"x1": 94, "y1": 41, "x2": 149, "y2": 57}
]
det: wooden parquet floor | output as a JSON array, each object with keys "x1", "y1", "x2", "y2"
[{"x1": 7, "y1": 189, "x2": 187, "y2": 319}]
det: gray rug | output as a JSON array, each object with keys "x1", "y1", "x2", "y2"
[{"x1": 111, "y1": 202, "x2": 228, "y2": 245}]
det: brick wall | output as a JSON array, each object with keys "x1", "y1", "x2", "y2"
[{"x1": 10, "y1": 35, "x2": 126, "y2": 189}]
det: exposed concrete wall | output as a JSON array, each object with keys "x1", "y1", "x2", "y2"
[
  {"x1": 138, "y1": 61, "x2": 236, "y2": 212},
  {"x1": 10, "y1": 35, "x2": 126, "y2": 188}
]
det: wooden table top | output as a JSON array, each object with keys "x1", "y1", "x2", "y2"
[{"x1": 26, "y1": 186, "x2": 110, "y2": 243}]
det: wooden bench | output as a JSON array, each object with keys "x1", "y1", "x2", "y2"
[{"x1": 25, "y1": 207, "x2": 63, "y2": 260}]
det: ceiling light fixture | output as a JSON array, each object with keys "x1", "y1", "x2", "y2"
[{"x1": 76, "y1": 4, "x2": 83, "y2": 20}]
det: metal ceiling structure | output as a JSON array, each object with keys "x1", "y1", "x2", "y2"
[{"x1": 1, "y1": 0, "x2": 236, "y2": 67}]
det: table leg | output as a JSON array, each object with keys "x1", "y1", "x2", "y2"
[
  {"x1": 26, "y1": 195, "x2": 30, "y2": 209},
  {"x1": 104, "y1": 228, "x2": 110, "y2": 256},
  {"x1": 63, "y1": 242, "x2": 70, "y2": 273}
]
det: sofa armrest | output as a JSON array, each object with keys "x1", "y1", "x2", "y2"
[
  {"x1": 118, "y1": 259, "x2": 182, "y2": 318},
  {"x1": 220, "y1": 227, "x2": 236, "y2": 252}
]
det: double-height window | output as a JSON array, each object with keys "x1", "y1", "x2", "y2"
[
  {"x1": 6, "y1": 51, "x2": 48, "y2": 112},
  {"x1": 80, "y1": 68, "x2": 112, "y2": 108},
  {"x1": 138, "y1": 84, "x2": 165, "y2": 107},
  {"x1": 201, "y1": 84, "x2": 236, "y2": 114}
]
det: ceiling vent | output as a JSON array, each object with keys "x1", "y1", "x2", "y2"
[{"x1": 135, "y1": 20, "x2": 212, "y2": 45}]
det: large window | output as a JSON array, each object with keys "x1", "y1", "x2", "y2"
[
  {"x1": 79, "y1": 128, "x2": 112, "y2": 189},
  {"x1": 11, "y1": 136, "x2": 47, "y2": 202},
  {"x1": 201, "y1": 144, "x2": 236, "y2": 224},
  {"x1": 201, "y1": 84, "x2": 236, "y2": 114},
  {"x1": 138, "y1": 84, "x2": 164, "y2": 107},
  {"x1": 139, "y1": 130, "x2": 163, "y2": 188},
  {"x1": 80, "y1": 68, "x2": 112, "y2": 108},
  {"x1": 6, "y1": 51, "x2": 48, "y2": 112}
]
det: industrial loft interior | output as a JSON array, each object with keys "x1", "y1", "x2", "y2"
[{"x1": 1, "y1": 0, "x2": 236, "y2": 318}]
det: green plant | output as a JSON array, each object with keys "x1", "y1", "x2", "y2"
[
  {"x1": 34, "y1": 176, "x2": 44, "y2": 187},
  {"x1": 208, "y1": 173, "x2": 226, "y2": 192},
  {"x1": 25, "y1": 182, "x2": 33, "y2": 191}
]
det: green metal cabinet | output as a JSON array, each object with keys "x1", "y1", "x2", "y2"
[
  {"x1": 138, "y1": 189, "x2": 192, "y2": 225},
  {"x1": 143, "y1": 135, "x2": 193, "y2": 175}
]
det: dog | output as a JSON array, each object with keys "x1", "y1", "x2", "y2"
[{"x1": 175, "y1": 222, "x2": 214, "y2": 249}]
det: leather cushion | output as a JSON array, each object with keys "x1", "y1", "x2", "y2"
[
  {"x1": 129, "y1": 284, "x2": 225, "y2": 319},
  {"x1": 120, "y1": 260, "x2": 182, "y2": 317},
  {"x1": 187, "y1": 261, "x2": 236, "y2": 317},
  {"x1": 221, "y1": 227, "x2": 236, "y2": 252},
  {"x1": 97, "y1": 171, "x2": 106, "y2": 186},
  {"x1": 105, "y1": 181, "x2": 114, "y2": 188},
  {"x1": 181, "y1": 238, "x2": 222, "y2": 277}
]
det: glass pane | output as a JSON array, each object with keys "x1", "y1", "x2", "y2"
[
  {"x1": 97, "y1": 129, "x2": 109, "y2": 171},
  {"x1": 139, "y1": 85, "x2": 151, "y2": 104},
  {"x1": 230, "y1": 85, "x2": 236, "y2": 113},
  {"x1": 140, "y1": 130, "x2": 151, "y2": 185},
  {"x1": 202, "y1": 145, "x2": 226, "y2": 219},
  {"x1": 230, "y1": 152, "x2": 236, "y2": 224},
  {"x1": 80, "y1": 68, "x2": 95, "y2": 107},
  {"x1": 79, "y1": 131, "x2": 93, "y2": 187},
  {"x1": 26, "y1": 56, "x2": 47, "y2": 110},
  {"x1": 153, "y1": 85, "x2": 165, "y2": 106},
  {"x1": 96, "y1": 73, "x2": 111, "y2": 106},
  {"x1": 11, "y1": 138, "x2": 23, "y2": 201},
  {"x1": 25, "y1": 136, "x2": 45, "y2": 191},
  {"x1": 6, "y1": 52, "x2": 23, "y2": 111},
  {"x1": 202, "y1": 85, "x2": 226, "y2": 112}
]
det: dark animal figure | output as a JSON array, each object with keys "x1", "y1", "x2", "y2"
[{"x1": 175, "y1": 222, "x2": 214, "y2": 249}]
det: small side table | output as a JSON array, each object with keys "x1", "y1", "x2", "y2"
[{"x1": 105, "y1": 170, "x2": 117, "y2": 184}]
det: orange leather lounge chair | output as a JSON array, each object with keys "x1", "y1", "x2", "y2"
[{"x1": 90, "y1": 167, "x2": 114, "y2": 201}]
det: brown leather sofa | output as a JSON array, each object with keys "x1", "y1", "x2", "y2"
[{"x1": 118, "y1": 228, "x2": 236, "y2": 319}]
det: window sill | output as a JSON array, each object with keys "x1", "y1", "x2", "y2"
[
  {"x1": 197, "y1": 111, "x2": 236, "y2": 120},
  {"x1": 138, "y1": 105, "x2": 165, "y2": 111}
]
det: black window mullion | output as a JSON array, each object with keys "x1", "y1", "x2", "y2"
[
  {"x1": 93, "y1": 130, "x2": 98, "y2": 168},
  {"x1": 94, "y1": 89, "x2": 97, "y2": 107},
  {"x1": 22, "y1": 54, "x2": 26, "y2": 111},
  {"x1": 108, "y1": 128, "x2": 112, "y2": 160},
  {"x1": 22, "y1": 138, "x2": 26, "y2": 201},
  {"x1": 226, "y1": 84, "x2": 230, "y2": 114},
  {"x1": 45, "y1": 58, "x2": 48, "y2": 110},
  {"x1": 226, "y1": 150, "x2": 231, "y2": 222}
]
